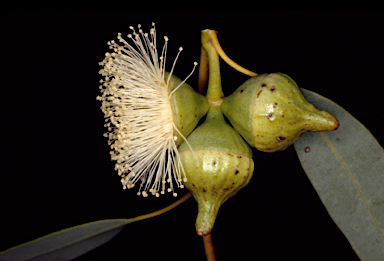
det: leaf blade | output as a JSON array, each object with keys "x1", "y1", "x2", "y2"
[
  {"x1": 0, "y1": 219, "x2": 130, "y2": 261},
  {"x1": 294, "y1": 89, "x2": 384, "y2": 261}
]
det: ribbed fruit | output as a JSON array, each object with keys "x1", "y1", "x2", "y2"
[
  {"x1": 179, "y1": 106, "x2": 254, "y2": 236},
  {"x1": 221, "y1": 73, "x2": 339, "y2": 152}
]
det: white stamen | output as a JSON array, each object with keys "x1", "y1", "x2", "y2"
[
  {"x1": 169, "y1": 61, "x2": 198, "y2": 98},
  {"x1": 98, "y1": 24, "x2": 196, "y2": 197},
  {"x1": 166, "y1": 46, "x2": 182, "y2": 87},
  {"x1": 173, "y1": 123, "x2": 199, "y2": 166}
]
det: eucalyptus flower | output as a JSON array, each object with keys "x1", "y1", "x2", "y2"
[{"x1": 97, "y1": 23, "x2": 197, "y2": 197}]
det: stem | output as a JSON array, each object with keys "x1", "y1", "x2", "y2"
[
  {"x1": 201, "y1": 30, "x2": 224, "y2": 103},
  {"x1": 198, "y1": 46, "x2": 209, "y2": 95},
  {"x1": 209, "y1": 30, "x2": 257, "y2": 77},
  {"x1": 203, "y1": 233, "x2": 216, "y2": 261},
  {"x1": 128, "y1": 192, "x2": 192, "y2": 222}
]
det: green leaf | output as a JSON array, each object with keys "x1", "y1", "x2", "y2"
[
  {"x1": 0, "y1": 219, "x2": 130, "y2": 261},
  {"x1": 294, "y1": 89, "x2": 384, "y2": 261}
]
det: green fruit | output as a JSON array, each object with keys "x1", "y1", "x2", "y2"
[
  {"x1": 221, "y1": 73, "x2": 339, "y2": 152},
  {"x1": 166, "y1": 72, "x2": 210, "y2": 146},
  {"x1": 179, "y1": 106, "x2": 254, "y2": 236}
]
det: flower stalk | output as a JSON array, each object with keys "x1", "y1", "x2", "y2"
[
  {"x1": 208, "y1": 30, "x2": 257, "y2": 77},
  {"x1": 201, "y1": 30, "x2": 224, "y2": 104}
]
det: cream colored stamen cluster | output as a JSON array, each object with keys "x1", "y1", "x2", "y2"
[{"x1": 97, "y1": 23, "x2": 191, "y2": 197}]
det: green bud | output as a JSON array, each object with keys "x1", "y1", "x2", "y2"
[
  {"x1": 166, "y1": 72, "x2": 210, "y2": 146},
  {"x1": 179, "y1": 107, "x2": 254, "y2": 236},
  {"x1": 221, "y1": 73, "x2": 339, "y2": 152}
]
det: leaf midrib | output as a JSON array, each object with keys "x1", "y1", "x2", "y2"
[{"x1": 320, "y1": 132, "x2": 384, "y2": 240}]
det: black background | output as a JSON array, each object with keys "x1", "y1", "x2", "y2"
[{"x1": 1, "y1": 11, "x2": 383, "y2": 261}]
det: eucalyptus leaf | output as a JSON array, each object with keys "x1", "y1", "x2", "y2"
[
  {"x1": 294, "y1": 88, "x2": 384, "y2": 261},
  {"x1": 0, "y1": 219, "x2": 130, "y2": 261}
]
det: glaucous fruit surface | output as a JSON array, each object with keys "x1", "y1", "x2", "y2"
[
  {"x1": 166, "y1": 72, "x2": 210, "y2": 146},
  {"x1": 179, "y1": 106, "x2": 254, "y2": 236},
  {"x1": 221, "y1": 73, "x2": 339, "y2": 152}
]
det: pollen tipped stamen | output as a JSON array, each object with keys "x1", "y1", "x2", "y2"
[{"x1": 169, "y1": 61, "x2": 198, "y2": 98}]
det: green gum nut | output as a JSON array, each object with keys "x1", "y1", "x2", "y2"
[
  {"x1": 179, "y1": 106, "x2": 254, "y2": 236},
  {"x1": 166, "y1": 72, "x2": 210, "y2": 146},
  {"x1": 221, "y1": 73, "x2": 339, "y2": 152}
]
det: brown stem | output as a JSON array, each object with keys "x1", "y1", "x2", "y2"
[
  {"x1": 198, "y1": 46, "x2": 209, "y2": 95},
  {"x1": 203, "y1": 233, "x2": 216, "y2": 261}
]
